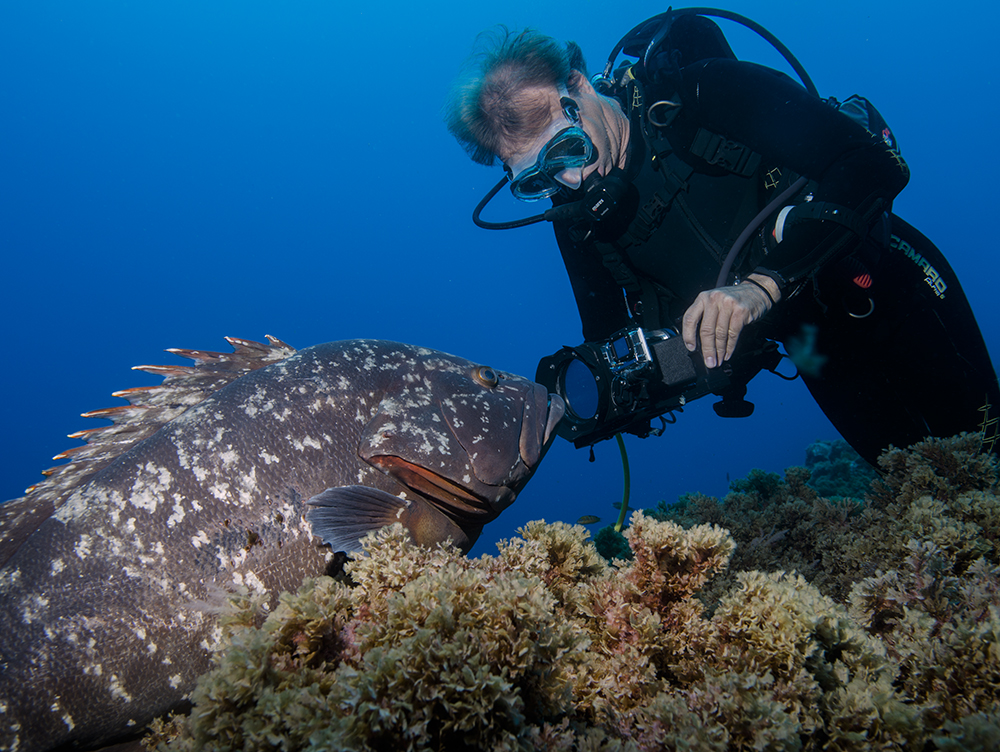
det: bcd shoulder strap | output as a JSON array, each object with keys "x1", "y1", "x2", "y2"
[{"x1": 588, "y1": 67, "x2": 769, "y2": 327}]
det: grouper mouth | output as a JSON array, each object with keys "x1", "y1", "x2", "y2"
[
  {"x1": 367, "y1": 391, "x2": 565, "y2": 520},
  {"x1": 367, "y1": 455, "x2": 494, "y2": 517}
]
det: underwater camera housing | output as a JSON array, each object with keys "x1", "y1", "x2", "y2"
[{"x1": 536, "y1": 327, "x2": 782, "y2": 448}]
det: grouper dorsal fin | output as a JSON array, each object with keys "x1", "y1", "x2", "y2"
[{"x1": 0, "y1": 335, "x2": 295, "y2": 569}]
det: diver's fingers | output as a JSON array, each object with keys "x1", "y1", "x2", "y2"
[
  {"x1": 723, "y1": 313, "x2": 744, "y2": 362},
  {"x1": 721, "y1": 283, "x2": 770, "y2": 361},
  {"x1": 714, "y1": 303, "x2": 739, "y2": 367},
  {"x1": 686, "y1": 286, "x2": 767, "y2": 368},
  {"x1": 682, "y1": 296, "x2": 706, "y2": 353},
  {"x1": 699, "y1": 296, "x2": 723, "y2": 369},
  {"x1": 688, "y1": 282, "x2": 783, "y2": 366}
]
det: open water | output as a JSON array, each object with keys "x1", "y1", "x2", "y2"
[{"x1": 2, "y1": 0, "x2": 997, "y2": 554}]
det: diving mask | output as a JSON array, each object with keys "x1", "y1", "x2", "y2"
[{"x1": 505, "y1": 97, "x2": 595, "y2": 201}]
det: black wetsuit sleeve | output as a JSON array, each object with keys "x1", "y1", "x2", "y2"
[
  {"x1": 553, "y1": 221, "x2": 632, "y2": 341},
  {"x1": 675, "y1": 58, "x2": 910, "y2": 288}
]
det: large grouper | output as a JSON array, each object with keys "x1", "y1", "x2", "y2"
[{"x1": 0, "y1": 336, "x2": 565, "y2": 751}]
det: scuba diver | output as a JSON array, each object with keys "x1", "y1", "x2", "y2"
[{"x1": 445, "y1": 9, "x2": 1000, "y2": 467}]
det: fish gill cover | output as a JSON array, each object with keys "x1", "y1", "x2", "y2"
[{"x1": 144, "y1": 434, "x2": 999, "y2": 752}]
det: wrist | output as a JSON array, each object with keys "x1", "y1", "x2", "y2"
[
  {"x1": 742, "y1": 274, "x2": 781, "y2": 306},
  {"x1": 751, "y1": 268, "x2": 787, "y2": 300}
]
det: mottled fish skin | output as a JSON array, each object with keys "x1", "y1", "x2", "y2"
[{"x1": 0, "y1": 338, "x2": 564, "y2": 752}]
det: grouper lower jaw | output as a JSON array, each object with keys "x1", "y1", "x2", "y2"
[{"x1": 366, "y1": 455, "x2": 506, "y2": 520}]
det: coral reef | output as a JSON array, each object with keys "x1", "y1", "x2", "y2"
[
  {"x1": 147, "y1": 435, "x2": 999, "y2": 751},
  {"x1": 803, "y1": 438, "x2": 878, "y2": 499},
  {"x1": 646, "y1": 433, "x2": 1000, "y2": 602}
]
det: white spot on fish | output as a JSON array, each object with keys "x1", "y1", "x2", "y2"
[
  {"x1": 259, "y1": 448, "x2": 280, "y2": 465},
  {"x1": 244, "y1": 570, "x2": 267, "y2": 595},
  {"x1": 200, "y1": 625, "x2": 224, "y2": 651},
  {"x1": 369, "y1": 423, "x2": 395, "y2": 448},
  {"x1": 50, "y1": 559, "x2": 65, "y2": 576},
  {"x1": 167, "y1": 501, "x2": 186, "y2": 528},
  {"x1": 75, "y1": 534, "x2": 93, "y2": 559},
  {"x1": 50, "y1": 703, "x2": 75, "y2": 731},
  {"x1": 191, "y1": 530, "x2": 210, "y2": 549},
  {"x1": 21, "y1": 595, "x2": 49, "y2": 624},
  {"x1": 219, "y1": 449, "x2": 240, "y2": 466},
  {"x1": 130, "y1": 489, "x2": 158, "y2": 513},
  {"x1": 109, "y1": 675, "x2": 133, "y2": 703},
  {"x1": 53, "y1": 490, "x2": 88, "y2": 522},
  {"x1": 169, "y1": 674, "x2": 182, "y2": 689},
  {"x1": 208, "y1": 482, "x2": 230, "y2": 501},
  {"x1": 84, "y1": 663, "x2": 104, "y2": 676}
]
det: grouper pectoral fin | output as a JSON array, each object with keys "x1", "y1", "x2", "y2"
[{"x1": 305, "y1": 485, "x2": 478, "y2": 554}]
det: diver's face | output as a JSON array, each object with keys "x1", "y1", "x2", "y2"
[
  {"x1": 500, "y1": 76, "x2": 624, "y2": 198},
  {"x1": 503, "y1": 96, "x2": 593, "y2": 200}
]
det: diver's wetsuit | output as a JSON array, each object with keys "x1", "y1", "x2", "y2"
[{"x1": 552, "y1": 16, "x2": 1000, "y2": 466}]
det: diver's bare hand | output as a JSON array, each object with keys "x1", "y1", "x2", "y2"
[{"x1": 681, "y1": 274, "x2": 780, "y2": 368}]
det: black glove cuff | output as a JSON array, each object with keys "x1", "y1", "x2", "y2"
[{"x1": 751, "y1": 267, "x2": 788, "y2": 296}]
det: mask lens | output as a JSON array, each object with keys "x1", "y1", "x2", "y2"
[
  {"x1": 545, "y1": 131, "x2": 590, "y2": 164},
  {"x1": 509, "y1": 127, "x2": 594, "y2": 201},
  {"x1": 512, "y1": 171, "x2": 558, "y2": 199}
]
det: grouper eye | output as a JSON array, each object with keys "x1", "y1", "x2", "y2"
[{"x1": 473, "y1": 366, "x2": 500, "y2": 388}]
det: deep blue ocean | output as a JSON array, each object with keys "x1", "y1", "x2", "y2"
[{"x1": 2, "y1": 1, "x2": 997, "y2": 556}]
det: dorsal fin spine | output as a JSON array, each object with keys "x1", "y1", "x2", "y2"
[{"x1": 17, "y1": 336, "x2": 296, "y2": 509}]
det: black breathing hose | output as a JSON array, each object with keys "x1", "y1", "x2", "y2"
[{"x1": 714, "y1": 175, "x2": 808, "y2": 288}]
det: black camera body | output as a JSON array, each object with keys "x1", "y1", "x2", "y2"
[{"x1": 536, "y1": 327, "x2": 781, "y2": 448}]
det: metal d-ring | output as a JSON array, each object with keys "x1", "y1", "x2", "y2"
[{"x1": 647, "y1": 99, "x2": 682, "y2": 128}]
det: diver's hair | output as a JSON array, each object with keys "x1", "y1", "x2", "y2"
[{"x1": 445, "y1": 26, "x2": 587, "y2": 166}]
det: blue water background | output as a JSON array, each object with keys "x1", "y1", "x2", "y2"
[{"x1": 2, "y1": 1, "x2": 997, "y2": 556}]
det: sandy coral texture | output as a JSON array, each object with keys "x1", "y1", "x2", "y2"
[{"x1": 146, "y1": 434, "x2": 1000, "y2": 751}]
